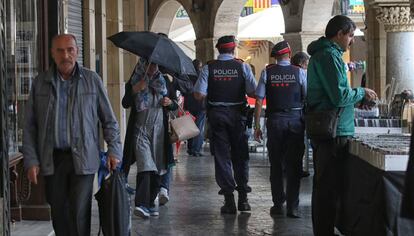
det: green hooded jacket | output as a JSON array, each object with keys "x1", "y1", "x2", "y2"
[{"x1": 307, "y1": 37, "x2": 365, "y2": 137}]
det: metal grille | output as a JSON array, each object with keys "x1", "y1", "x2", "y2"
[
  {"x1": 0, "y1": 0, "x2": 10, "y2": 234},
  {"x1": 68, "y1": 0, "x2": 83, "y2": 66}
]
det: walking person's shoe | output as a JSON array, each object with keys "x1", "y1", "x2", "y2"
[
  {"x1": 134, "y1": 206, "x2": 150, "y2": 219},
  {"x1": 159, "y1": 187, "x2": 169, "y2": 205},
  {"x1": 149, "y1": 207, "x2": 159, "y2": 216},
  {"x1": 125, "y1": 183, "x2": 136, "y2": 195},
  {"x1": 286, "y1": 208, "x2": 300, "y2": 218},
  {"x1": 270, "y1": 204, "x2": 284, "y2": 216},
  {"x1": 237, "y1": 193, "x2": 251, "y2": 211},
  {"x1": 220, "y1": 193, "x2": 237, "y2": 214}
]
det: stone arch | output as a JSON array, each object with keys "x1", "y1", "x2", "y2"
[
  {"x1": 214, "y1": 0, "x2": 247, "y2": 38},
  {"x1": 150, "y1": 0, "x2": 194, "y2": 35},
  {"x1": 301, "y1": 0, "x2": 336, "y2": 33},
  {"x1": 150, "y1": 0, "x2": 182, "y2": 33}
]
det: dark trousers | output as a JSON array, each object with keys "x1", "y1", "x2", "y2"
[
  {"x1": 208, "y1": 107, "x2": 250, "y2": 195},
  {"x1": 44, "y1": 150, "x2": 94, "y2": 236},
  {"x1": 311, "y1": 137, "x2": 349, "y2": 236},
  {"x1": 135, "y1": 171, "x2": 161, "y2": 208},
  {"x1": 266, "y1": 114, "x2": 304, "y2": 211}
]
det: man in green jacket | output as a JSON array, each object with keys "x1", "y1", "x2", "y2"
[{"x1": 306, "y1": 15, "x2": 377, "y2": 235}]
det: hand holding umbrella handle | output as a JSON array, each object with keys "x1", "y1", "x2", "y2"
[
  {"x1": 132, "y1": 79, "x2": 147, "y2": 93},
  {"x1": 161, "y1": 96, "x2": 172, "y2": 107}
]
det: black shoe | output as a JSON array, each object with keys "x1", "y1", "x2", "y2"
[
  {"x1": 270, "y1": 205, "x2": 284, "y2": 216},
  {"x1": 287, "y1": 208, "x2": 300, "y2": 218},
  {"x1": 238, "y1": 193, "x2": 251, "y2": 211},
  {"x1": 194, "y1": 152, "x2": 203, "y2": 157},
  {"x1": 221, "y1": 194, "x2": 237, "y2": 214}
]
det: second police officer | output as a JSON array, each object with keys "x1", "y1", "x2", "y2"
[
  {"x1": 194, "y1": 35, "x2": 257, "y2": 214},
  {"x1": 254, "y1": 41, "x2": 307, "y2": 218}
]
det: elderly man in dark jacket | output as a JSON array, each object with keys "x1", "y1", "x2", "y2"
[{"x1": 23, "y1": 34, "x2": 122, "y2": 236}]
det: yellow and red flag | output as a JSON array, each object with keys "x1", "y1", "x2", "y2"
[{"x1": 254, "y1": 0, "x2": 270, "y2": 11}]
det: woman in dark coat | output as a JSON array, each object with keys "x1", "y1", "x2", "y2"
[{"x1": 121, "y1": 58, "x2": 172, "y2": 218}]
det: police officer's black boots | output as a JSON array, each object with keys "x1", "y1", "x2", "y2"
[
  {"x1": 221, "y1": 193, "x2": 237, "y2": 214},
  {"x1": 238, "y1": 192, "x2": 251, "y2": 211}
]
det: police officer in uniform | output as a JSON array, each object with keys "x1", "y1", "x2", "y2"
[
  {"x1": 254, "y1": 41, "x2": 306, "y2": 218},
  {"x1": 194, "y1": 35, "x2": 257, "y2": 214}
]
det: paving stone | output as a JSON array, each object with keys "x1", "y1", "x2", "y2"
[{"x1": 11, "y1": 145, "x2": 314, "y2": 236}]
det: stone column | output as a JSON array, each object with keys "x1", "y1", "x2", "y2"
[
  {"x1": 282, "y1": 31, "x2": 322, "y2": 54},
  {"x1": 411, "y1": 0, "x2": 414, "y2": 17},
  {"x1": 59, "y1": 0, "x2": 69, "y2": 33},
  {"x1": 106, "y1": 0, "x2": 126, "y2": 140},
  {"x1": 375, "y1": 4, "x2": 414, "y2": 93},
  {"x1": 95, "y1": 0, "x2": 107, "y2": 85},
  {"x1": 194, "y1": 37, "x2": 216, "y2": 63},
  {"x1": 83, "y1": 0, "x2": 96, "y2": 70},
  {"x1": 365, "y1": 5, "x2": 387, "y2": 97},
  {"x1": 123, "y1": 0, "x2": 145, "y2": 82}
]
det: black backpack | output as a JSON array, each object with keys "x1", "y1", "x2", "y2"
[{"x1": 95, "y1": 170, "x2": 131, "y2": 236}]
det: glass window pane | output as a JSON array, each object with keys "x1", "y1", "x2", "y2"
[{"x1": 6, "y1": 0, "x2": 38, "y2": 154}]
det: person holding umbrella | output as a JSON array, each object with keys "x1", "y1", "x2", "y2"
[
  {"x1": 194, "y1": 35, "x2": 257, "y2": 214},
  {"x1": 109, "y1": 31, "x2": 197, "y2": 216},
  {"x1": 122, "y1": 58, "x2": 172, "y2": 219}
]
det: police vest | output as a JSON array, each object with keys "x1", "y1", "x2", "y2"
[
  {"x1": 265, "y1": 64, "x2": 303, "y2": 114},
  {"x1": 207, "y1": 59, "x2": 246, "y2": 104}
]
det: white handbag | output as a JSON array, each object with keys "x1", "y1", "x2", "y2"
[{"x1": 169, "y1": 104, "x2": 200, "y2": 143}]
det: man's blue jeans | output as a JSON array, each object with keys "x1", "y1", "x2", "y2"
[{"x1": 187, "y1": 111, "x2": 206, "y2": 154}]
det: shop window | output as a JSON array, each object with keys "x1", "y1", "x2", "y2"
[{"x1": 6, "y1": 0, "x2": 38, "y2": 154}]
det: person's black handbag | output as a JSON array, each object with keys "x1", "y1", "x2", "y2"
[
  {"x1": 95, "y1": 169, "x2": 131, "y2": 236},
  {"x1": 305, "y1": 107, "x2": 343, "y2": 140}
]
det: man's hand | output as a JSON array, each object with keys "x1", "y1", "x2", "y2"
[
  {"x1": 361, "y1": 88, "x2": 378, "y2": 110},
  {"x1": 107, "y1": 154, "x2": 120, "y2": 171},
  {"x1": 254, "y1": 129, "x2": 263, "y2": 143},
  {"x1": 364, "y1": 88, "x2": 377, "y2": 101},
  {"x1": 27, "y1": 166, "x2": 40, "y2": 185}
]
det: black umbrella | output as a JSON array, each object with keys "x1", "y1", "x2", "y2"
[{"x1": 108, "y1": 31, "x2": 197, "y2": 76}]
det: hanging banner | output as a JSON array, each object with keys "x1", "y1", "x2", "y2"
[
  {"x1": 245, "y1": 0, "x2": 253, "y2": 7},
  {"x1": 253, "y1": 0, "x2": 270, "y2": 13},
  {"x1": 348, "y1": 0, "x2": 365, "y2": 14},
  {"x1": 271, "y1": 0, "x2": 279, "y2": 6}
]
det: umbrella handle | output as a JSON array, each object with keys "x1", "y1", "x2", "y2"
[{"x1": 143, "y1": 58, "x2": 154, "y2": 81}]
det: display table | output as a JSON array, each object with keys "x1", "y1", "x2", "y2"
[
  {"x1": 337, "y1": 134, "x2": 414, "y2": 235},
  {"x1": 9, "y1": 152, "x2": 51, "y2": 221}
]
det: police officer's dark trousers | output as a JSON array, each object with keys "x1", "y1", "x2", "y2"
[
  {"x1": 311, "y1": 137, "x2": 349, "y2": 236},
  {"x1": 266, "y1": 112, "x2": 304, "y2": 211},
  {"x1": 45, "y1": 149, "x2": 95, "y2": 236},
  {"x1": 208, "y1": 106, "x2": 250, "y2": 195}
]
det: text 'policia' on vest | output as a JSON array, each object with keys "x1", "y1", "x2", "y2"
[
  {"x1": 207, "y1": 59, "x2": 246, "y2": 104},
  {"x1": 265, "y1": 63, "x2": 302, "y2": 116}
]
